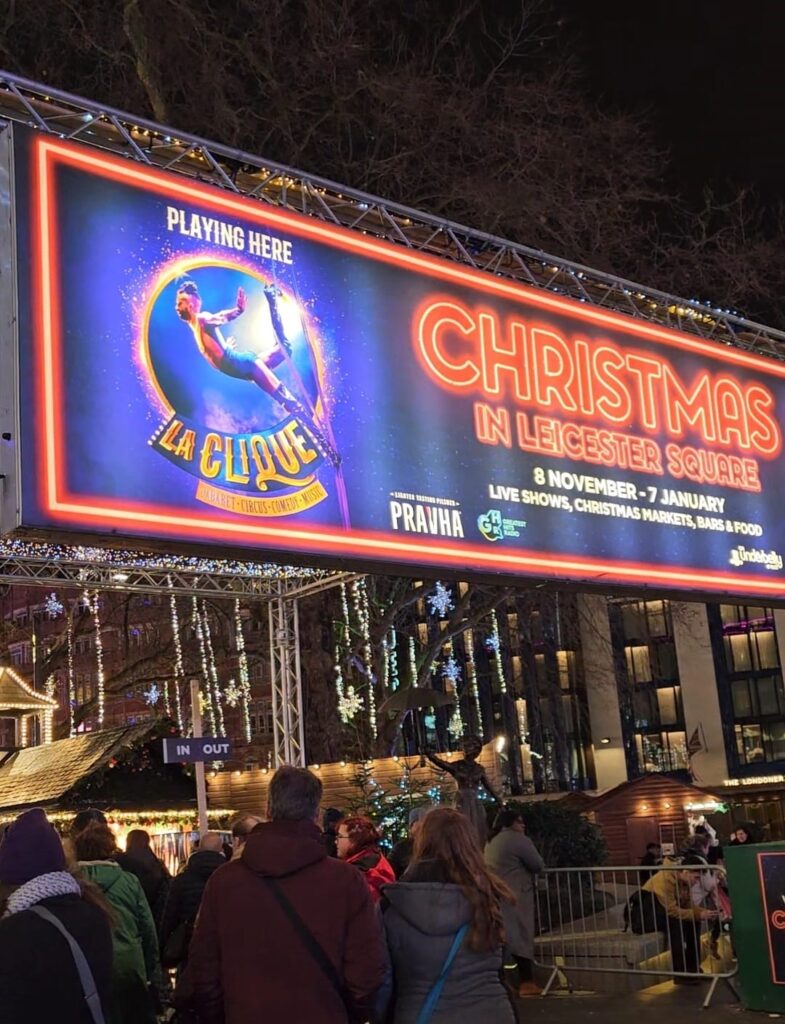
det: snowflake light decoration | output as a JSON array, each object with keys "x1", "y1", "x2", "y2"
[
  {"x1": 44, "y1": 593, "x2": 64, "y2": 618},
  {"x1": 427, "y1": 581, "x2": 454, "y2": 618},
  {"x1": 338, "y1": 685, "x2": 363, "y2": 723},
  {"x1": 143, "y1": 684, "x2": 160, "y2": 707},
  {"x1": 224, "y1": 679, "x2": 241, "y2": 708},
  {"x1": 484, "y1": 631, "x2": 501, "y2": 654},
  {"x1": 447, "y1": 710, "x2": 465, "y2": 740},
  {"x1": 441, "y1": 656, "x2": 462, "y2": 684}
]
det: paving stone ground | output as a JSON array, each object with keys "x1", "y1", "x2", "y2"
[{"x1": 515, "y1": 979, "x2": 767, "y2": 1024}]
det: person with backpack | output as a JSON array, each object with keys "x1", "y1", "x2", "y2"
[
  {"x1": 0, "y1": 808, "x2": 113, "y2": 1024},
  {"x1": 158, "y1": 832, "x2": 226, "y2": 972},
  {"x1": 383, "y1": 807, "x2": 516, "y2": 1024}
]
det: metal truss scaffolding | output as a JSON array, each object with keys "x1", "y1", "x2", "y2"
[
  {"x1": 1, "y1": 71, "x2": 785, "y2": 360},
  {"x1": 4, "y1": 70, "x2": 785, "y2": 767},
  {"x1": 268, "y1": 593, "x2": 305, "y2": 767},
  {"x1": 0, "y1": 539, "x2": 356, "y2": 601}
]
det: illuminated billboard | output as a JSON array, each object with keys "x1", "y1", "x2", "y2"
[{"x1": 10, "y1": 126, "x2": 785, "y2": 598}]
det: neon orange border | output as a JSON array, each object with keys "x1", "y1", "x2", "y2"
[
  {"x1": 26, "y1": 134, "x2": 785, "y2": 596},
  {"x1": 757, "y1": 852, "x2": 785, "y2": 985}
]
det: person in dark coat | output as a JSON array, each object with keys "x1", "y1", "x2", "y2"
[
  {"x1": 322, "y1": 807, "x2": 344, "y2": 858},
  {"x1": 0, "y1": 808, "x2": 113, "y2": 1024},
  {"x1": 383, "y1": 806, "x2": 515, "y2": 1024},
  {"x1": 175, "y1": 766, "x2": 386, "y2": 1024},
  {"x1": 116, "y1": 828, "x2": 170, "y2": 927},
  {"x1": 484, "y1": 808, "x2": 545, "y2": 997},
  {"x1": 388, "y1": 805, "x2": 432, "y2": 880},
  {"x1": 159, "y1": 832, "x2": 226, "y2": 969}
]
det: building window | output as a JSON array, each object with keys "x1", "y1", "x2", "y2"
[
  {"x1": 611, "y1": 598, "x2": 686, "y2": 777},
  {"x1": 249, "y1": 697, "x2": 273, "y2": 737},
  {"x1": 709, "y1": 604, "x2": 785, "y2": 776}
]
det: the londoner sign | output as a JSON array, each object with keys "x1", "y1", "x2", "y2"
[
  {"x1": 162, "y1": 736, "x2": 232, "y2": 764},
  {"x1": 8, "y1": 125, "x2": 785, "y2": 598}
]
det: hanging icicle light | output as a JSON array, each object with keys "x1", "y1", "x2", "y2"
[
  {"x1": 389, "y1": 628, "x2": 399, "y2": 691},
  {"x1": 464, "y1": 628, "x2": 482, "y2": 734},
  {"x1": 191, "y1": 598, "x2": 215, "y2": 735},
  {"x1": 200, "y1": 601, "x2": 225, "y2": 735},
  {"x1": 408, "y1": 636, "x2": 417, "y2": 686},
  {"x1": 234, "y1": 599, "x2": 252, "y2": 743},
  {"x1": 488, "y1": 610, "x2": 507, "y2": 694},
  {"x1": 67, "y1": 619, "x2": 75, "y2": 738},
  {"x1": 167, "y1": 577, "x2": 185, "y2": 731},
  {"x1": 87, "y1": 591, "x2": 105, "y2": 727}
]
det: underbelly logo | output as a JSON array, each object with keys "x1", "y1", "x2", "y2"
[
  {"x1": 141, "y1": 259, "x2": 336, "y2": 517},
  {"x1": 729, "y1": 545, "x2": 783, "y2": 571}
]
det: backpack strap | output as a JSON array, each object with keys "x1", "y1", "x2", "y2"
[
  {"x1": 416, "y1": 922, "x2": 469, "y2": 1024},
  {"x1": 249, "y1": 869, "x2": 350, "y2": 1010},
  {"x1": 29, "y1": 905, "x2": 106, "y2": 1024}
]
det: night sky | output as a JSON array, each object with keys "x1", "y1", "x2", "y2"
[{"x1": 565, "y1": 1, "x2": 785, "y2": 202}]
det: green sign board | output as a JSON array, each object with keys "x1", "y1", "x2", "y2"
[{"x1": 725, "y1": 842, "x2": 785, "y2": 1011}]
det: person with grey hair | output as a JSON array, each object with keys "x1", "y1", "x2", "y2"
[
  {"x1": 176, "y1": 766, "x2": 386, "y2": 1024},
  {"x1": 389, "y1": 805, "x2": 432, "y2": 880},
  {"x1": 230, "y1": 814, "x2": 264, "y2": 858}
]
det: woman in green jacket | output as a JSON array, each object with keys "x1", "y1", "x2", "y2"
[{"x1": 73, "y1": 822, "x2": 161, "y2": 1024}]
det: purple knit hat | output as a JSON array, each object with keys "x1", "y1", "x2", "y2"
[{"x1": 0, "y1": 808, "x2": 66, "y2": 885}]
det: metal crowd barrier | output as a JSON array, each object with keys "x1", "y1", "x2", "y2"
[{"x1": 532, "y1": 864, "x2": 737, "y2": 1008}]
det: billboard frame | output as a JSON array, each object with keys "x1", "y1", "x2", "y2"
[
  {"x1": 2, "y1": 79, "x2": 785, "y2": 602},
  {"x1": 0, "y1": 123, "x2": 19, "y2": 538}
]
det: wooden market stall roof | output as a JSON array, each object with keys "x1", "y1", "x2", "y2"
[
  {"x1": 0, "y1": 666, "x2": 58, "y2": 714},
  {"x1": 0, "y1": 723, "x2": 150, "y2": 814}
]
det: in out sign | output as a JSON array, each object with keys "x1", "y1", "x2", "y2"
[{"x1": 162, "y1": 736, "x2": 232, "y2": 764}]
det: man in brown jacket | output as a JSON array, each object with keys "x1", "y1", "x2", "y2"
[{"x1": 176, "y1": 766, "x2": 386, "y2": 1023}]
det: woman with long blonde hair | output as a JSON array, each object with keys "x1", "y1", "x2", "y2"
[{"x1": 382, "y1": 807, "x2": 516, "y2": 1023}]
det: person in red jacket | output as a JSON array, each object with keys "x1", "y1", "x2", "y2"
[
  {"x1": 337, "y1": 816, "x2": 396, "y2": 903},
  {"x1": 175, "y1": 767, "x2": 386, "y2": 1024}
]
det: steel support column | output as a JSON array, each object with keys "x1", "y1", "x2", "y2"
[{"x1": 268, "y1": 591, "x2": 305, "y2": 767}]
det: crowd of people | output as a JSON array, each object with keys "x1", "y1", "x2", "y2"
[
  {"x1": 0, "y1": 768, "x2": 546, "y2": 1024},
  {"x1": 0, "y1": 767, "x2": 755, "y2": 1021}
]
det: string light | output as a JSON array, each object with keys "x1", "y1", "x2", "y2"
[
  {"x1": 200, "y1": 601, "x2": 225, "y2": 735},
  {"x1": 88, "y1": 591, "x2": 105, "y2": 727},
  {"x1": 409, "y1": 636, "x2": 418, "y2": 687},
  {"x1": 191, "y1": 598, "x2": 215, "y2": 735},
  {"x1": 167, "y1": 577, "x2": 185, "y2": 732},
  {"x1": 234, "y1": 600, "x2": 252, "y2": 743},
  {"x1": 464, "y1": 628, "x2": 482, "y2": 734},
  {"x1": 334, "y1": 644, "x2": 346, "y2": 712},
  {"x1": 0, "y1": 537, "x2": 326, "y2": 582},
  {"x1": 488, "y1": 611, "x2": 507, "y2": 694},
  {"x1": 44, "y1": 593, "x2": 63, "y2": 618},
  {"x1": 352, "y1": 579, "x2": 376, "y2": 739},
  {"x1": 67, "y1": 619, "x2": 75, "y2": 738},
  {"x1": 389, "y1": 628, "x2": 399, "y2": 691}
]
